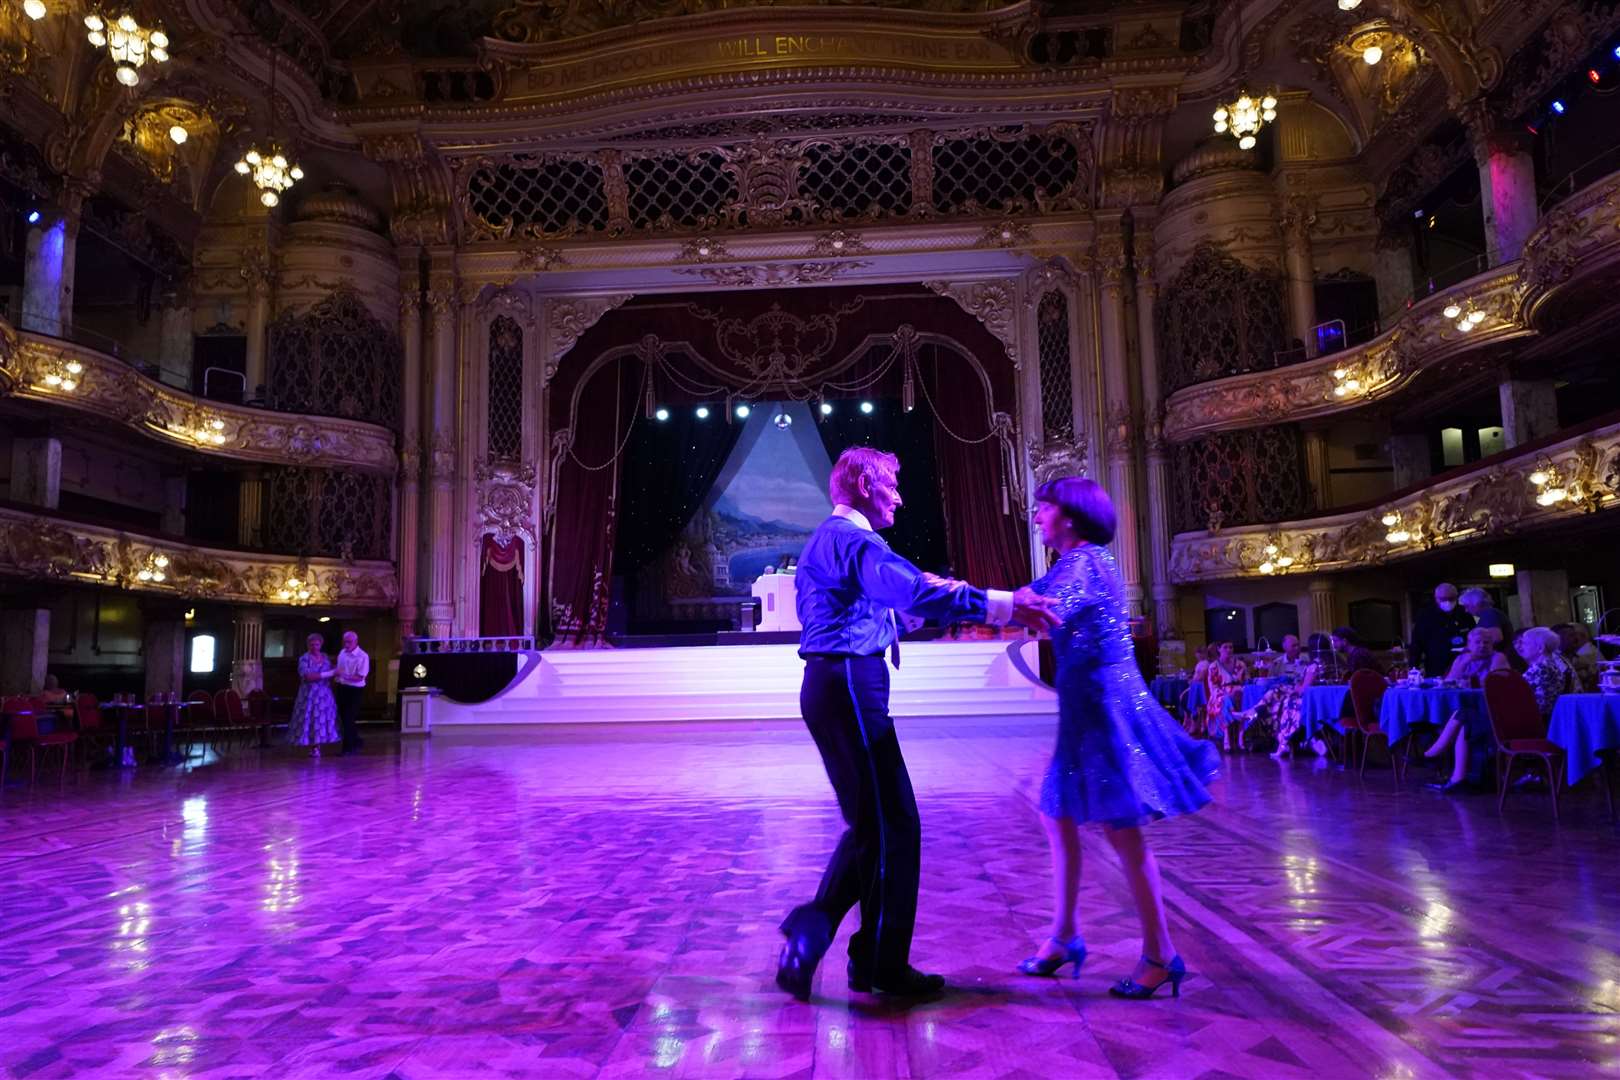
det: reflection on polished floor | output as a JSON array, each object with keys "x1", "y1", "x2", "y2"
[{"x1": 2, "y1": 719, "x2": 1616, "y2": 1079}]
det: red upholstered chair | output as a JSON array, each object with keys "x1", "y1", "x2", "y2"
[
  {"x1": 74, "y1": 693, "x2": 112, "y2": 765},
  {"x1": 245, "y1": 689, "x2": 272, "y2": 745},
  {"x1": 186, "y1": 691, "x2": 216, "y2": 756},
  {"x1": 3, "y1": 696, "x2": 77, "y2": 783},
  {"x1": 1484, "y1": 669, "x2": 1567, "y2": 820},
  {"x1": 1346, "y1": 670, "x2": 1396, "y2": 781},
  {"x1": 216, "y1": 688, "x2": 246, "y2": 750}
]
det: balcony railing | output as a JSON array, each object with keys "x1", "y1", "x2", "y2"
[
  {"x1": 1167, "y1": 413, "x2": 1620, "y2": 585},
  {"x1": 6, "y1": 320, "x2": 397, "y2": 476}
]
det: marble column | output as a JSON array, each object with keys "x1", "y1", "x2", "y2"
[
  {"x1": 1282, "y1": 196, "x2": 1317, "y2": 349},
  {"x1": 0, "y1": 607, "x2": 49, "y2": 695},
  {"x1": 231, "y1": 608, "x2": 265, "y2": 695},
  {"x1": 161, "y1": 473, "x2": 187, "y2": 537},
  {"x1": 1516, "y1": 568, "x2": 1570, "y2": 629},
  {"x1": 1374, "y1": 230, "x2": 1416, "y2": 322},
  {"x1": 1389, "y1": 433, "x2": 1431, "y2": 489},
  {"x1": 21, "y1": 214, "x2": 71, "y2": 335},
  {"x1": 396, "y1": 275, "x2": 424, "y2": 641},
  {"x1": 238, "y1": 469, "x2": 264, "y2": 549},
  {"x1": 423, "y1": 270, "x2": 458, "y2": 638},
  {"x1": 1306, "y1": 578, "x2": 1338, "y2": 641},
  {"x1": 9, "y1": 436, "x2": 61, "y2": 509},
  {"x1": 142, "y1": 617, "x2": 186, "y2": 700},
  {"x1": 242, "y1": 253, "x2": 273, "y2": 403},
  {"x1": 1302, "y1": 427, "x2": 1332, "y2": 511},
  {"x1": 1498, "y1": 377, "x2": 1559, "y2": 448},
  {"x1": 1132, "y1": 222, "x2": 1177, "y2": 637},
  {"x1": 158, "y1": 294, "x2": 194, "y2": 391},
  {"x1": 1096, "y1": 214, "x2": 1143, "y2": 616},
  {"x1": 1472, "y1": 125, "x2": 1539, "y2": 265}
]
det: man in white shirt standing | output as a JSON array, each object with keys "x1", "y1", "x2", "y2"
[{"x1": 333, "y1": 630, "x2": 369, "y2": 755}]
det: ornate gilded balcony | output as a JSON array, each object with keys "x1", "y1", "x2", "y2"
[
  {"x1": 3, "y1": 322, "x2": 397, "y2": 476},
  {"x1": 0, "y1": 504, "x2": 397, "y2": 608},
  {"x1": 1167, "y1": 417, "x2": 1620, "y2": 585},
  {"x1": 1161, "y1": 167, "x2": 1620, "y2": 442}
]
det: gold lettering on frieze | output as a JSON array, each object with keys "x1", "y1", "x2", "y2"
[{"x1": 518, "y1": 30, "x2": 1009, "y2": 99}]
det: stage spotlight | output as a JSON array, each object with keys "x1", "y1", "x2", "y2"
[
  {"x1": 1614, "y1": 44, "x2": 1620, "y2": 60},
  {"x1": 654, "y1": 407, "x2": 670, "y2": 422},
  {"x1": 773, "y1": 411, "x2": 793, "y2": 429},
  {"x1": 695, "y1": 406, "x2": 709, "y2": 419},
  {"x1": 735, "y1": 404, "x2": 750, "y2": 419},
  {"x1": 27, "y1": 209, "x2": 40, "y2": 224},
  {"x1": 819, "y1": 402, "x2": 833, "y2": 415},
  {"x1": 1551, "y1": 99, "x2": 1566, "y2": 114},
  {"x1": 859, "y1": 401, "x2": 874, "y2": 414}
]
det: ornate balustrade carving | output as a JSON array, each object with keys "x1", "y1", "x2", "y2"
[
  {"x1": 1161, "y1": 167, "x2": 1620, "y2": 441},
  {"x1": 0, "y1": 505, "x2": 398, "y2": 608},
  {"x1": 4, "y1": 325, "x2": 397, "y2": 475},
  {"x1": 1168, "y1": 420, "x2": 1620, "y2": 585}
]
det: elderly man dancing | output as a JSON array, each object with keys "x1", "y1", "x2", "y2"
[{"x1": 775, "y1": 447, "x2": 1058, "y2": 1001}]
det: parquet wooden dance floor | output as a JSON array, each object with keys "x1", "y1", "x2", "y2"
[{"x1": 2, "y1": 718, "x2": 1616, "y2": 1079}]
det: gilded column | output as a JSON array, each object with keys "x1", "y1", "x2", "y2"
[
  {"x1": 238, "y1": 468, "x2": 264, "y2": 548},
  {"x1": 1132, "y1": 222, "x2": 1176, "y2": 637},
  {"x1": 424, "y1": 266, "x2": 458, "y2": 638},
  {"x1": 396, "y1": 267, "x2": 424, "y2": 640},
  {"x1": 1307, "y1": 578, "x2": 1338, "y2": 640},
  {"x1": 1282, "y1": 194, "x2": 1317, "y2": 349},
  {"x1": 1096, "y1": 213, "x2": 1143, "y2": 616},
  {"x1": 231, "y1": 608, "x2": 265, "y2": 695},
  {"x1": 242, "y1": 247, "x2": 274, "y2": 402}
]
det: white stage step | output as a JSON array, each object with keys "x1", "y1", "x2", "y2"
[{"x1": 428, "y1": 639, "x2": 1056, "y2": 727}]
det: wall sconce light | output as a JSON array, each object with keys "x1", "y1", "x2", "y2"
[
  {"x1": 1332, "y1": 365, "x2": 1363, "y2": 397},
  {"x1": 135, "y1": 553, "x2": 169, "y2": 583},
  {"x1": 1256, "y1": 535, "x2": 1298, "y2": 575},
  {"x1": 191, "y1": 414, "x2": 227, "y2": 446},
  {"x1": 1382, "y1": 510, "x2": 1413, "y2": 544},
  {"x1": 23, "y1": 0, "x2": 47, "y2": 18},
  {"x1": 41, "y1": 358, "x2": 84, "y2": 391},
  {"x1": 272, "y1": 566, "x2": 317, "y2": 604},
  {"x1": 1530, "y1": 458, "x2": 1570, "y2": 506},
  {"x1": 1443, "y1": 299, "x2": 1488, "y2": 332}
]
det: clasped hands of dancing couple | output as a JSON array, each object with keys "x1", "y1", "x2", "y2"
[{"x1": 777, "y1": 449, "x2": 1219, "y2": 1005}]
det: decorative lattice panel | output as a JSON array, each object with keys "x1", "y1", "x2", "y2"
[
  {"x1": 625, "y1": 150, "x2": 735, "y2": 230},
  {"x1": 267, "y1": 289, "x2": 401, "y2": 430},
  {"x1": 1036, "y1": 290, "x2": 1074, "y2": 439},
  {"x1": 930, "y1": 128, "x2": 1085, "y2": 215},
  {"x1": 798, "y1": 140, "x2": 912, "y2": 221},
  {"x1": 465, "y1": 154, "x2": 609, "y2": 237},
  {"x1": 1157, "y1": 243, "x2": 1289, "y2": 396},
  {"x1": 1169, "y1": 425, "x2": 1309, "y2": 535},
  {"x1": 487, "y1": 316, "x2": 524, "y2": 461},
  {"x1": 264, "y1": 467, "x2": 392, "y2": 561}
]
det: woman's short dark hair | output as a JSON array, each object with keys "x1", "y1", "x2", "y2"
[
  {"x1": 1332, "y1": 626, "x2": 1360, "y2": 646},
  {"x1": 1034, "y1": 475, "x2": 1116, "y2": 544}
]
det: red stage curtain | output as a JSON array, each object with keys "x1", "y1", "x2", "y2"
[
  {"x1": 544, "y1": 355, "x2": 643, "y2": 646},
  {"x1": 924, "y1": 351, "x2": 1031, "y2": 591},
  {"x1": 480, "y1": 535, "x2": 524, "y2": 638}
]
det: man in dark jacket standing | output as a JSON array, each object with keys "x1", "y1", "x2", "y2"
[{"x1": 1410, "y1": 583, "x2": 1474, "y2": 677}]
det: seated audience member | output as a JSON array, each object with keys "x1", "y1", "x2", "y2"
[
  {"x1": 1331, "y1": 627, "x2": 1384, "y2": 677},
  {"x1": 1267, "y1": 634, "x2": 1305, "y2": 678},
  {"x1": 1205, "y1": 641, "x2": 1247, "y2": 750},
  {"x1": 1518, "y1": 627, "x2": 1578, "y2": 719},
  {"x1": 1460, "y1": 587, "x2": 1512, "y2": 644},
  {"x1": 1445, "y1": 627, "x2": 1511, "y2": 686},
  {"x1": 1190, "y1": 645, "x2": 1212, "y2": 686},
  {"x1": 1553, "y1": 623, "x2": 1600, "y2": 691},
  {"x1": 39, "y1": 674, "x2": 70, "y2": 708}
]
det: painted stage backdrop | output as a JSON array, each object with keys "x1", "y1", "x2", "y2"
[{"x1": 656, "y1": 401, "x2": 832, "y2": 606}]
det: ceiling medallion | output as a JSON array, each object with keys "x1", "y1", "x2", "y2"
[{"x1": 83, "y1": 11, "x2": 170, "y2": 87}]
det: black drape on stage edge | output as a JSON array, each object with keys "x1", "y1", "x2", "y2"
[
  {"x1": 615, "y1": 405, "x2": 745, "y2": 574},
  {"x1": 814, "y1": 396, "x2": 949, "y2": 575},
  {"x1": 922, "y1": 348, "x2": 1031, "y2": 591},
  {"x1": 543, "y1": 355, "x2": 644, "y2": 645}
]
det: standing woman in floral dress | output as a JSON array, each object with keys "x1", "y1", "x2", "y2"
[{"x1": 288, "y1": 633, "x2": 339, "y2": 758}]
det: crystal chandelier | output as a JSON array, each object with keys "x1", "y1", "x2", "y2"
[
  {"x1": 84, "y1": 12, "x2": 170, "y2": 87},
  {"x1": 235, "y1": 52, "x2": 303, "y2": 207},
  {"x1": 1211, "y1": 3, "x2": 1277, "y2": 151},
  {"x1": 1213, "y1": 92, "x2": 1278, "y2": 151}
]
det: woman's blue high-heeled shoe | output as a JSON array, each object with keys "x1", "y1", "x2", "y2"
[
  {"x1": 1109, "y1": 954, "x2": 1186, "y2": 999},
  {"x1": 1017, "y1": 936, "x2": 1087, "y2": 978}
]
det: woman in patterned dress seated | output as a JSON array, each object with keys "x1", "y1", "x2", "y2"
[
  {"x1": 1423, "y1": 628, "x2": 1511, "y2": 791},
  {"x1": 1518, "y1": 627, "x2": 1579, "y2": 719},
  {"x1": 1204, "y1": 641, "x2": 1247, "y2": 751},
  {"x1": 287, "y1": 633, "x2": 340, "y2": 758},
  {"x1": 1014, "y1": 477, "x2": 1220, "y2": 1000}
]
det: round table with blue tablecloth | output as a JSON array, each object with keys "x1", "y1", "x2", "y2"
[
  {"x1": 1299, "y1": 685, "x2": 1352, "y2": 740},
  {"x1": 1150, "y1": 677, "x2": 1189, "y2": 711},
  {"x1": 1379, "y1": 686, "x2": 1490, "y2": 781},
  {"x1": 1548, "y1": 693, "x2": 1620, "y2": 787},
  {"x1": 1187, "y1": 681, "x2": 1208, "y2": 714}
]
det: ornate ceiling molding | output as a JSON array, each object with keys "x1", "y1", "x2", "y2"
[
  {"x1": 8, "y1": 326, "x2": 397, "y2": 474},
  {"x1": 0, "y1": 505, "x2": 398, "y2": 608},
  {"x1": 1168, "y1": 418, "x2": 1620, "y2": 585},
  {"x1": 1162, "y1": 165, "x2": 1620, "y2": 441},
  {"x1": 923, "y1": 278, "x2": 1019, "y2": 368}
]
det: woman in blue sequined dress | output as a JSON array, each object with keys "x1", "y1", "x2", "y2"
[{"x1": 1013, "y1": 477, "x2": 1221, "y2": 999}]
